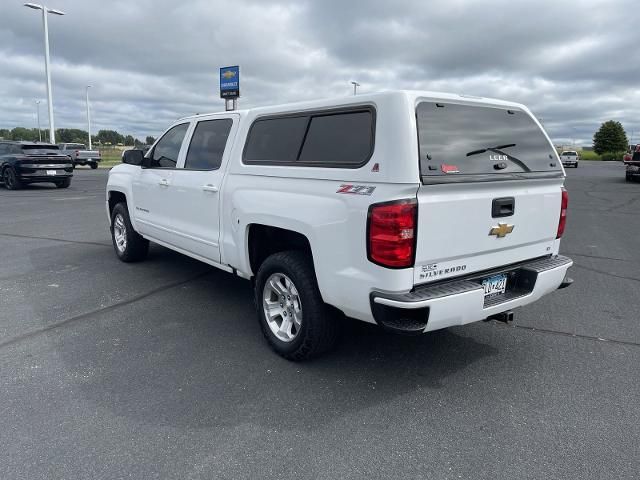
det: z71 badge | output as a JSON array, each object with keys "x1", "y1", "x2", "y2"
[{"x1": 336, "y1": 184, "x2": 376, "y2": 196}]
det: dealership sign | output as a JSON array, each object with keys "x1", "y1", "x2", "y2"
[{"x1": 220, "y1": 66, "x2": 240, "y2": 99}]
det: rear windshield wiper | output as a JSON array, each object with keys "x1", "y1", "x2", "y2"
[
  {"x1": 466, "y1": 144, "x2": 516, "y2": 157},
  {"x1": 465, "y1": 144, "x2": 531, "y2": 172}
]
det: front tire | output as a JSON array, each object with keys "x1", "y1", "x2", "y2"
[
  {"x1": 3, "y1": 167, "x2": 23, "y2": 190},
  {"x1": 255, "y1": 251, "x2": 340, "y2": 361},
  {"x1": 110, "y1": 202, "x2": 149, "y2": 262}
]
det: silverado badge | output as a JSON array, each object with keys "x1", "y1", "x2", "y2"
[{"x1": 489, "y1": 222, "x2": 515, "y2": 238}]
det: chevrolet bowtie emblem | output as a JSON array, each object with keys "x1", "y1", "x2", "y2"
[{"x1": 489, "y1": 222, "x2": 515, "y2": 238}]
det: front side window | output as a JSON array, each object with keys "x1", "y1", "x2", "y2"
[
  {"x1": 184, "y1": 119, "x2": 233, "y2": 170},
  {"x1": 417, "y1": 102, "x2": 561, "y2": 179},
  {"x1": 150, "y1": 123, "x2": 189, "y2": 168}
]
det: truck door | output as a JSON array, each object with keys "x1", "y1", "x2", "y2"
[
  {"x1": 131, "y1": 123, "x2": 190, "y2": 240},
  {"x1": 160, "y1": 115, "x2": 238, "y2": 262}
]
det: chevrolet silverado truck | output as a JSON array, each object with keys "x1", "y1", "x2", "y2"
[
  {"x1": 1, "y1": 141, "x2": 73, "y2": 189},
  {"x1": 58, "y1": 143, "x2": 101, "y2": 169},
  {"x1": 559, "y1": 150, "x2": 579, "y2": 168},
  {"x1": 624, "y1": 145, "x2": 640, "y2": 182},
  {"x1": 106, "y1": 91, "x2": 573, "y2": 360}
]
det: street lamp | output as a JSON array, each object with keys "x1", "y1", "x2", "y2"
[
  {"x1": 24, "y1": 3, "x2": 65, "y2": 144},
  {"x1": 85, "y1": 85, "x2": 92, "y2": 149},
  {"x1": 35, "y1": 100, "x2": 42, "y2": 142},
  {"x1": 351, "y1": 81, "x2": 360, "y2": 96}
]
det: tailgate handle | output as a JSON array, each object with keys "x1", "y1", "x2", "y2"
[{"x1": 492, "y1": 197, "x2": 515, "y2": 218}]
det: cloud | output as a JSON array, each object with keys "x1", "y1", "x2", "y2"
[{"x1": 0, "y1": 0, "x2": 638, "y2": 145}]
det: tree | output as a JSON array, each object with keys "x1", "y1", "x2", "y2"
[
  {"x1": 56, "y1": 128, "x2": 89, "y2": 144},
  {"x1": 96, "y1": 129, "x2": 124, "y2": 145},
  {"x1": 145, "y1": 136, "x2": 155, "y2": 145},
  {"x1": 124, "y1": 135, "x2": 135, "y2": 146},
  {"x1": 593, "y1": 120, "x2": 628, "y2": 155}
]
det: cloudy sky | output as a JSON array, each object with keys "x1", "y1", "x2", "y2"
[{"x1": 0, "y1": 0, "x2": 638, "y2": 145}]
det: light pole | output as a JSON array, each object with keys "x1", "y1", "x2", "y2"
[
  {"x1": 351, "y1": 81, "x2": 360, "y2": 96},
  {"x1": 35, "y1": 100, "x2": 42, "y2": 142},
  {"x1": 85, "y1": 85, "x2": 92, "y2": 149},
  {"x1": 24, "y1": 3, "x2": 65, "y2": 144}
]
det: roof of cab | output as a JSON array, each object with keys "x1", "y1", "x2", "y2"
[{"x1": 178, "y1": 90, "x2": 528, "y2": 121}]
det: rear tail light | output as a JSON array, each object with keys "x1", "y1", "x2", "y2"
[
  {"x1": 74, "y1": 150, "x2": 79, "y2": 155},
  {"x1": 557, "y1": 187, "x2": 568, "y2": 238},
  {"x1": 367, "y1": 199, "x2": 417, "y2": 268}
]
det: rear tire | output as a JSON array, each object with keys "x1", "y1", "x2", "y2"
[
  {"x1": 110, "y1": 202, "x2": 149, "y2": 262},
  {"x1": 3, "y1": 167, "x2": 23, "y2": 190},
  {"x1": 90, "y1": 162, "x2": 98, "y2": 169},
  {"x1": 56, "y1": 178, "x2": 71, "y2": 188},
  {"x1": 254, "y1": 251, "x2": 341, "y2": 360}
]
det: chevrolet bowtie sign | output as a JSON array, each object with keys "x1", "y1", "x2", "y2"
[
  {"x1": 489, "y1": 222, "x2": 515, "y2": 238},
  {"x1": 220, "y1": 66, "x2": 240, "y2": 99}
]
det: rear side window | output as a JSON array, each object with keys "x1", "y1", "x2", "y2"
[
  {"x1": 417, "y1": 102, "x2": 560, "y2": 179},
  {"x1": 244, "y1": 116, "x2": 308, "y2": 163},
  {"x1": 184, "y1": 119, "x2": 233, "y2": 170},
  {"x1": 243, "y1": 108, "x2": 374, "y2": 167},
  {"x1": 298, "y1": 111, "x2": 373, "y2": 165},
  {"x1": 150, "y1": 123, "x2": 189, "y2": 168}
]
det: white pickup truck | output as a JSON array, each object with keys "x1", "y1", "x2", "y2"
[
  {"x1": 106, "y1": 91, "x2": 573, "y2": 360},
  {"x1": 58, "y1": 143, "x2": 101, "y2": 169},
  {"x1": 559, "y1": 150, "x2": 579, "y2": 168}
]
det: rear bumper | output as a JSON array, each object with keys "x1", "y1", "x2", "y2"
[
  {"x1": 370, "y1": 255, "x2": 573, "y2": 334},
  {"x1": 74, "y1": 158, "x2": 100, "y2": 163}
]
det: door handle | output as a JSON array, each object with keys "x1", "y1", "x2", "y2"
[
  {"x1": 492, "y1": 197, "x2": 515, "y2": 217},
  {"x1": 202, "y1": 184, "x2": 219, "y2": 192},
  {"x1": 159, "y1": 179, "x2": 169, "y2": 187}
]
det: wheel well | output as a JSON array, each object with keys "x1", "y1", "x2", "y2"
[
  {"x1": 248, "y1": 224, "x2": 312, "y2": 275},
  {"x1": 108, "y1": 191, "x2": 127, "y2": 215}
]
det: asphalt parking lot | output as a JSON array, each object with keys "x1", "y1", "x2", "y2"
[{"x1": 1, "y1": 162, "x2": 638, "y2": 479}]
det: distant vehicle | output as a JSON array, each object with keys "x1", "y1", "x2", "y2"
[
  {"x1": 107, "y1": 90, "x2": 573, "y2": 360},
  {"x1": 624, "y1": 145, "x2": 640, "y2": 182},
  {"x1": 0, "y1": 141, "x2": 73, "y2": 189},
  {"x1": 560, "y1": 150, "x2": 579, "y2": 168},
  {"x1": 57, "y1": 142, "x2": 101, "y2": 169}
]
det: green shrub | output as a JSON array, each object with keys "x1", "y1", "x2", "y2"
[
  {"x1": 579, "y1": 151, "x2": 601, "y2": 160},
  {"x1": 600, "y1": 151, "x2": 626, "y2": 161}
]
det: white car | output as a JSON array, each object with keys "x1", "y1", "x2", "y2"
[
  {"x1": 106, "y1": 91, "x2": 573, "y2": 360},
  {"x1": 560, "y1": 150, "x2": 579, "y2": 168}
]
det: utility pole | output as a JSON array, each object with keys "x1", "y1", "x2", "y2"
[
  {"x1": 24, "y1": 3, "x2": 65, "y2": 144},
  {"x1": 35, "y1": 100, "x2": 42, "y2": 142},
  {"x1": 351, "y1": 81, "x2": 360, "y2": 96},
  {"x1": 86, "y1": 85, "x2": 92, "y2": 149}
]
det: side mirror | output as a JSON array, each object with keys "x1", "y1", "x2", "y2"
[{"x1": 122, "y1": 149, "x2": 144, "y2": 166}]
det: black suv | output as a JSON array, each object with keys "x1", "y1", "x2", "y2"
[{"x1": 0, "y1": 141, "x2": 73, "y2": 190}]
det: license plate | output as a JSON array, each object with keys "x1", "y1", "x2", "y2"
[
  {"x1": 46, "y1": 170, "x2": 57, "y2": 176},
  {"x1": 482, "y1": 274, "x2": 507, "y2": 298}
]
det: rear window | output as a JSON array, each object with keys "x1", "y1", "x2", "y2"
[
  {"x1": 243, "y1": 108, "x2": 374, "y2": 167},
  {"x1": 562, "y1": 151, "x2": 577, "y2": 156},
  {"x1": 417, "y1": 102, "x2": 560, "y2": 179},
  {"x1": 22, "y1": 144, "x2": 59, "y2": 150}
]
